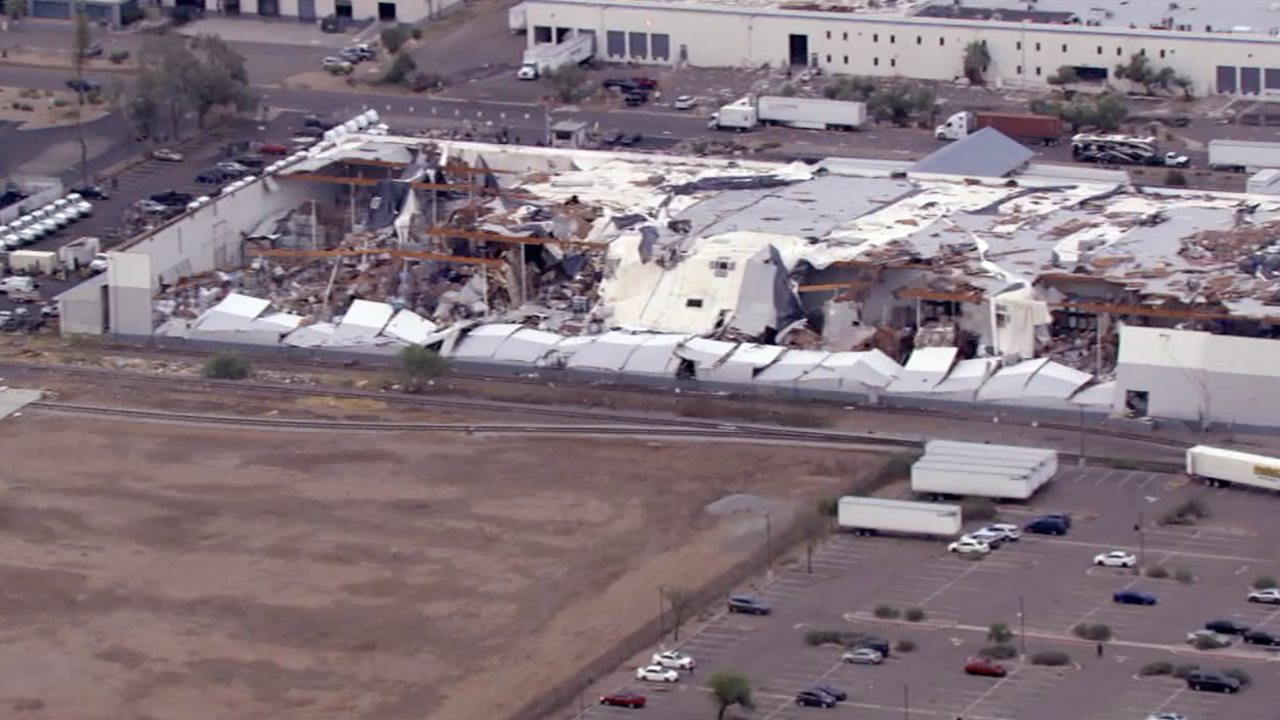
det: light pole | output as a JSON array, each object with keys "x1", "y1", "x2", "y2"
[
  {"x1": 765, "y1": 513, "x2": 774, "y2": 576},
  {"x1": 1135, "y1": 507, "x2": 1146, "y2": 568},
  {"x1": 902, "y1": 685, "x2": 909, "y2": 720},
  {"x1": 657, "y1": 586, "x2": 665, "y2": 643},
  {"x1": 1077, "y1": 406, "x2": 1086, "y2": 467},
  {"x1": 1018, "y1": 595, "x2": 1027, "y2": 657}
]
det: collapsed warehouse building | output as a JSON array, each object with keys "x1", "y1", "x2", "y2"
[{"x1": 55, "y1": 122, "x2": 1280, "y2": 427}]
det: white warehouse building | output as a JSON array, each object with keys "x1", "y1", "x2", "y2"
[
  {"x1": 161, "y1": 0, "x2": 462, "y2": 23},
  {"x1": 522, "y1": 0, "x2": 1280, "y2": 94}
]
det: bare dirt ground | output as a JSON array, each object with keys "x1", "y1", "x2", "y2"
[
  {"x1": 0, "y1": 414, "x2": 876, "y2": 720},
  {"x1": 0, "y1": 85, "x2": 109, "y2": 130}
]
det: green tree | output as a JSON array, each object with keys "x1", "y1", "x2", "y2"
[
  {"x1": 188, "y1": 34, "x2": 256, "y2": 128},
  {"x1": 71, "y1": 1, "x2": 92, "y2": 184},
  {"x1": 662, "y1": 586, "x2": 694, "y2": 641},
  {"x1": 707, "y1": 669, "x2": 755, "y2": 720},
  {"x1": 1171, "y1": 73, "x2": 1194, "y2": 99},
  {"x1": 380, "y1": 24, "x2": 411, "y2": 54},
  {"x1": 1092, "y1": 91, "x2": 1129, "y2": 129},
  {"x1": 544, "y1": 63, "x2": 590, "y2": 103},
  {"x1": 382, "y1": 53, "x2": 417, "y2": 85},
  {"x1": 1046, "y1": 65, "x2": 1078, "y2": 87},
  {"x1": 397, "y1": 344, "x2": 449, "y2": 391},
  {"x1": 963, "y1": 41, "x2": 990, "y2": 85},
  {"x1": 4, "y1": 0, "x2": 27, "y2": 22},
  {"x1": 869, "y1": 84, "x2": 935, "y2": 127},
  {"x1": 987, "y1": 622, "x2": 1013, "y2": 644},
  {"x1": 823, "y1": 75, "x2": 878, "y2": 101},
  {"x1": 202, "y1": 352, "x2": 253, "y2": 379}
]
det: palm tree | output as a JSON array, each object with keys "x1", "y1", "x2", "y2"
[{"x1": 963, "y1": 41, "x2": 990, "y2": 85}]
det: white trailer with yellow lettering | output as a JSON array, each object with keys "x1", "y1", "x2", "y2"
[{"x1": 1185, "y1": 445, "x2": 1280, "y2": 490}]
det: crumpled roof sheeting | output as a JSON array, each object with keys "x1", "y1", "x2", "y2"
[
  {"x1": 284, "y1": 322, "x2": 336, "y2": 348},
  {"x1": 704, "y1": 343, "x2": 786, "y2": 384},
  {"x1": 1071, "y1": 380, "x2": 1117, "y2": 407},
  {"x1": 887, "y1": 347, "x2": 958, "y2": 394},
  {"x1": 797, "y1": 350, "x2": 901, "y2": 391},
  {"x1": 452, "y1": 324, "x2": 524, "y2": 360},
  {"x1": 383, "y1": 310, "x2": 440, "y2": 346},
  {"x1": 566, "y1": 331, "x2": 652, "y2": 372},
  {"x1": 930, "y1": 358, "x2": 999, "y2": 395},
  {"x1": 622, "y1": 334, "x2": 690, "y2": 376},
  {"x1": 493, "y1": 328, "x2": 563, "y2": 364},
  {"x1": 675, "y1": 337, "x2": 738, "y2": 371},
  {"x1": 976, "y1": 359, "x2": 1050, "y2": 401},
  {"x1": 328, "y1": 300, "x2": 395, "y2": 346},
  {"x1": 1021, "y1": 361, "x2": 1092, "y2": 399},
  {"x1": 755, "y1": 350, "x2": 830, "y2": 384},
  {"x1": 542, "y1": 336, "x2": 596, "y2": 367}
]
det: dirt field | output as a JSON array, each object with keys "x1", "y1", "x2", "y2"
[{"x1": 0, "y1": 413, "x2": 880, "y2": 720}]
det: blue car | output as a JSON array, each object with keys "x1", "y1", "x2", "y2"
[{"x1": 1114, "y1": 590, "x2": 1158, "y2": 605}]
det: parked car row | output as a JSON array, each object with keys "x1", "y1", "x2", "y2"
[
  {"x1": 1, "y1": 193, "x2": 93, "y2": 250},
  {"x1": 322, "y1": 43, "x2": 376, "y2": 75},
  {"x1": 633, "y1": 650, "x2": 696, "y2": 684}
]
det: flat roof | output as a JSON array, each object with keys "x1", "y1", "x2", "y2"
[{"x1": 917, "y1": 0, "x2": 1280, "y2": 34}]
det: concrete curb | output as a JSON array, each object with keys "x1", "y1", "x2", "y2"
[
  {"x1": 0, "y1": 58, "x2": 137, "y2": 74},
  {"x1": 842, "y1": 612, "x2": 952, "y2": 629}
]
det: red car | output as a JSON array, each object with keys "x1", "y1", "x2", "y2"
[
  {"x1": 964, "y1": 657, "x2": 1008, "y2": 678},
  {"x1": 630, "y1": 76, "x2": 659, "y2": 90},
  {"x1": 600, "y1": 691, "x2": 646, "y2": 709},
  {"x1": 257, "y1": 143, "x2": 289, "y2": 156}
]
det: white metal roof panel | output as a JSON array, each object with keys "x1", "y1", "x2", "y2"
[
  {"x1": 1070, "y1": 380, "x2": 1117, "y2": 407},
  {"x1": 541, "y1": 335, "x2": 596, "y2": 367},
  {"x1": 284, "y1": 322, "x2": 336, "y2": 348},
  {"x1": 675, "y1": 337, "x2": 738, "y2": 371},
  {"x1": 327, "y1": 300, "x2": 395, "y2": 346},
  {"x1": 1021, "y1": 361, "x2": 1092, "y2": 399},
  {"x1": 250, "y1": 312, "x2": 305, "y2": 333},
  {"x1": 704, "y1": 343, "x2": 786, "y2": 383},
  {"x1": 754, "y1": 350, "x2": 829, "y2": 384},
  {"x1": 925, "y1": 439, "x2": 1056, "y2": 461},
  {"x1": 621, "y1": 334, "x2": 689, "y2": 376},
  {"x1": 493, "y1": 328, "x2": 564, "y2": 364},
  {"x1": 191, "y1": 292, "x2": 270, "y2": 332},
  {"x1": 566, "y1": 331, "x2": 651, "y2": 372},
  {"x1": 931, "y1": 358, "x2": 998, "y2": 394},
  {"x1": 452, "y1": 323, "x2": 524, "y2": 360},
  {"x1": 975, "y1": 358, "x2": 1049, "y2": 401},
  {"x1": 383, "y1": 310, "x2": 440, "y2": 346},
  {"x1": 887, "y1": 346, "x2": 957, "y2": 394},
  {"x1": 855, "y1": 349, "x2": 903, "y2": 388}
]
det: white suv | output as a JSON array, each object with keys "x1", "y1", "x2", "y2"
[
  {"x1": 1248, "y1": 588, "x2": 1280, "y2": 604},
  {"x1": 948, "y1": 537, "x2": 991, "y2": 555}
]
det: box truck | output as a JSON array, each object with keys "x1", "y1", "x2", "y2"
[
  {"x1": 1186, "y1": 445, "x2": 1280, "y2": 491},
  {"x1": 912, "y1": 441, "x2": 1057, "y2": 500},
  {"x1": 516, "y1": 34, "x2": 594, "y2": 80},
  {"x1": 708, "y1": 95, "x2": 865, "y2": 132},
  {"x1": 934, "y1": 110, "x2": 1063, "y2": 145},
  {"x1": 1207, "y1": 139, "x2": 1280, "y2": 173},
  {"x1": 837, "y1": 496, "x2": 962, "y2": 538},
  {"x1": 508, "y1": 2, "x2": 527, "y2": 34}
]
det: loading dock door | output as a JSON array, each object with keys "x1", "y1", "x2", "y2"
[
  {"x1": 31, "y1": 0, "x2": 71, "y2": 18},
  {"x1": 1217, "y1": 65, "x2": 1238, "y2": 94},
  {"x1": 1242, "y1": 67, "x2": 1262, "y2": 94},
  {"x1": 788, "y1": 34, "x2": 808, "y2": 66},
  {"x1": 297, "y1": 0, "x2": 316, "y2": 20}
]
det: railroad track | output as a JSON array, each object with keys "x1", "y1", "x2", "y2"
[
  {"x1": 0, "y1": 355, "x2": 1188, "y2": 452},
  {"x1": 30, "y1": 402, "x2": 915, "y2": 447}
]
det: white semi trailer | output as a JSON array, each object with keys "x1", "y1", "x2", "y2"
[
  {"x1": 912, "y1": 441, "x2": 1057, "y2": 500},
  {"x1": 837, "y1": 496, "x2": 962, "y2": 538},
  {"x1": 516, "y1": 34, "x2": 594, "y2": 80},
  {"x1": 1186, "y1": 445, "x2": 1280, "y2": 490},
  {"x1": 1207, "y1": 139, "x2": 1280, "y2": 173},
  {"x1": 708, "y1": 95, "x2": 866, "y2": 132}
]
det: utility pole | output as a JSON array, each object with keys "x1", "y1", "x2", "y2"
[
  {"x1": 1077, "y1": 406, "x2": 1086, "y2": 467},
  {"x1": 902, "y1": 685, "x2": 909, "y2": 720},
  {"x1": 657, "y1": 586, "x2": 665, "y2": 644},
  {"x1": 1018, "y1": 595, "x2": 1027, "y2": 657},
  {"x1": 1136, "y1": 507, "x2": 1146, "y2": 568},
  {"x1": 765, "y1": 513, "x2": 773, "y2": 576}
]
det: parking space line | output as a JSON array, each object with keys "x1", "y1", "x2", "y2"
[{"x1": 919, "y1": 562, "x2": 984, "y2": 605}]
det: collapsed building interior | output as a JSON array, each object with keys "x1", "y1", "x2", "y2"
[{"x1": 150, "y1": 139, "x2": 1280, "y2": 383}]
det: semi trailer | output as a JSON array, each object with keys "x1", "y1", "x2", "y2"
[
  {"x1": 934, "y1": 111, "x2": 1063, "y2": 145},
  {"x1": 1186, "y1": 445, "x2": 1280, "y2": 490},
  {"x1": 1207, "y1": 139, "x2": 1280, "y2": 173},
  {"x1": 837, "y1": 496, "x2": 962, "y2": 538},
  {"x1": 911, "y1": 441, "x2": 1057, "y2": 500},
  {"x1": 708, "y1": 96, "x2": 866, "y2": 132},
  {"x1": 517, "y1": 34, "x2": 594, "y2": 80}
]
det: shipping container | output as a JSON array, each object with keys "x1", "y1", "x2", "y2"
[
  {"x1": 837, "y1": 496, "x2": 962, "y2": 538},
  {"x1": 935, "y1": 111, "x2": 1062, "y2": 144},
  {"x1": 1186, "y1": 445, "x2": 1280, "y2": 491}
]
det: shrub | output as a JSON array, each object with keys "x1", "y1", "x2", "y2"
[
  {"x1": 202, "y1": 351, "x2": 252, "y2": 379},
  {"x1": 987, "y1": 623, "x2": 1013, "y2": 645},
  {"x1": 873, "y1": 605, "x2": 901, "y2": 619},
  {"x1": 1253, "y1": 575, "x2": 1278, "y2": 590},
  {"x1": 804, "y1": 629, "x2": 842, "y2": 646},
  {"x1": 1222, "y1": 667, "x2": 1252, "y2": 686},
  {"x1": 961, "y1": 497, "x2": 999, "y2": 520},
  {"x1": 108, "y1": 49, "x2": 130, "y2": 64},
  {"x1": 977, "y1": 644, "x2": 1019, "y2": 660},
  {"x1": 894, "y1": 639, "x2": 916, "y2": 653},
  {"x1": 1165, "y1": 169, "x2": 1188, "y2": 187},
  {"x1": 382, "y1": 53, "x2": 417, "y2": 85},
  {"x1": 381, "y1": 25, "x2": 412, "y2": 53},
  {"x1": 1072, "y1": 623, "x2": 1112, "y2": 642},
  {"x1": 904, "y1": 607, "x2": 927, "y2": 622},
  {"x1": 1138, "y1": 661, "x2": 1174, "y2": 677},
  {"x1": 1191, "y1": 635, "x2": 1228, "y2": 650},
  {"x1": 817, "y1": 498, "x2": 839, "y2": 518},
  {"x1": 1030, "y1": 650, "x2": 1071, "y2": 667},
  {"x1": 52, "y1": 98, "x2": 70, "y2": 107},
  {"x1": 1145, "y1": 565, "x2": 1170, "y2": 579},
  {"x1": 409, "y1": 26, "x2": 423, "y2": 39},
  {"x1": 1162, "y1": 498, "x2": 1209, "y2": 525},
  {"x1": 1172, "y1": 663, "x2": 1200, "y2": 679},
  {"x1": 1175, "y1": 567, "x2": 1195, "y2": 584}
]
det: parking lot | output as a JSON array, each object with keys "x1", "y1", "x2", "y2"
[{"x1": 569, "y1": 466, "x2": 1280, "y2": 720}]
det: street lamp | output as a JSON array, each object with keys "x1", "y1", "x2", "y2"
[
  {"x1": 657, "y1": 586, "x2": 666, "y2": 643},
  {"x1": 765, "y1": 513, "x2": 774, "y2": 576},
  {"x1": 902, "y1": 684, "x2": 909, "y2": 720},
  {"x1": 1135, "y1": 507, "x2": 1146, "y2": 568},
  {"x1": 1018, "y1": 595, "x2": 1027, "y2": 657}
]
